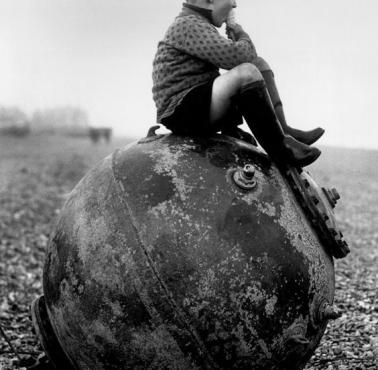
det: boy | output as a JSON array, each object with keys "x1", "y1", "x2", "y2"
[{"x1": 152, "y1": 0, "x2": 324, "y2": 167}]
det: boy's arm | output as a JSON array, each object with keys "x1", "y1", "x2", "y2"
[
  {"x1": 174, "y1": 18, "x2": 257, "y2": 70},
  {"x1": 226, "y1": 23, "x2": 257, "y2": 57}
]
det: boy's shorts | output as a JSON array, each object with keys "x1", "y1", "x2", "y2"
[{"x1": 161, "y1": 79, "x2": 242, "y2": 136}]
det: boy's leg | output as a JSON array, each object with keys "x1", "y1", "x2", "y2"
[
  {"x1": 252, "y1": 57, "x2": 324, "y2": 145},
  {"x1": 210, "y1": 62, "x2": 321, "y2": 167},
  {"x1": 209, "y1": 63, "x2": 264, "y2": 126},
  {"x1": 209, "y1": 63, "x2": 260, "y2": 144}
]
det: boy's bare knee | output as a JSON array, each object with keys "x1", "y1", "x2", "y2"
[
  {"x1": 252, "y1": 56, "x2": 272, "y2": 72},
  {"x1": 233, "y1": 63, "x2": 263, "y2": 86}
]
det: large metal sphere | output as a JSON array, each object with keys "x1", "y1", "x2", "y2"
[{"x1": 42, "y1": 134, "x2": 337, "y2": 369}]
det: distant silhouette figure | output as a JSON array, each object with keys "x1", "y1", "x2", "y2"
[{"x1": 89, "y1": 127, "x2": 112, "y2": 144}]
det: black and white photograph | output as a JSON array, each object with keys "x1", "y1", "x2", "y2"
[{"x1": 0, "y1": 1, "x2": 377, "y2": 369}]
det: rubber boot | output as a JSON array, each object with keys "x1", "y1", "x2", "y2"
[
  {"x1": 222, "y1": 126, "x2": 257, "y2": 146},
  {"x1": 235, "y1": 81, "x2": 321, "y2": 167},
  {"x1": 219, "y1": 105, "x2": 257, "y2": 145},
  {"x1": 262, "y1": 70, "x2": 324, "y2": 145}
]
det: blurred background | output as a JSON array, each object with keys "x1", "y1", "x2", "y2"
[
  {"x1": 0, "y1": 0, "x2": 377, "y2": 147},
  {"x1": 1, "y1": 2, "x2": 378, "y2": 369}
]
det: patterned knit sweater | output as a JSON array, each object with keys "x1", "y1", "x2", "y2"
[{"x1": 152, "y1": 6, "x2": 257, "y2": 123}]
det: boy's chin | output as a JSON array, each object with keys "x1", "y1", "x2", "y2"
[{"x1": 212, "y1": 20, "x2": 224, "y2": 27}]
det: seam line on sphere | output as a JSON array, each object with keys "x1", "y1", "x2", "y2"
[{"x1": 110, "y1": 148, "x2": 218, "y2": 369}]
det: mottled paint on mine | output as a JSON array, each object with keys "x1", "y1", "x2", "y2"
[
  {"x1": 44, "y1": 155, "x2": 197, "y2": 369},
  {"x1": 43, "y1": 134, "x2": 336, "y2": 370}
]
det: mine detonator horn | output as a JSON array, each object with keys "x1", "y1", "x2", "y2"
[{"x1": 234, "y1": 80, "x2": 321, "y2": 168}]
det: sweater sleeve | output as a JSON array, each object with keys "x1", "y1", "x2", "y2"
[{"x1": 166, "y1": 16, "x2": 257, "y2": 70}]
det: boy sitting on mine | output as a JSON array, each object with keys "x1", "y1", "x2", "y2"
[{"x1": 152, "y1": 0, "x2": 324, "y2": 167}]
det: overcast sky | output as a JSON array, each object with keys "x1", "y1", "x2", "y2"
[{"x1": 0, "y1": 0, "x2": 377, "y2": 149}]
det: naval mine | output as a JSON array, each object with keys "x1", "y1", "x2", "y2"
[{"x1": 31, "y1": 127, "x2": 349, "y2": 369}]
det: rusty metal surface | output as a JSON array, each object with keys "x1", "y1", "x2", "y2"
[
  {"x1": 42, "y1": 134, "x2": 337, "y2": 369},
  {"x1": 284, "y1": 167, "x2": 349, "y2": 258}
]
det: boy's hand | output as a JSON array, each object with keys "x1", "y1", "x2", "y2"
[
  {"x1": 226, "y1": 23, "x2": 247, "y2": 41},
  {"x1": 226, "y1": 23, "x2": 257, "y2": 56}
]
